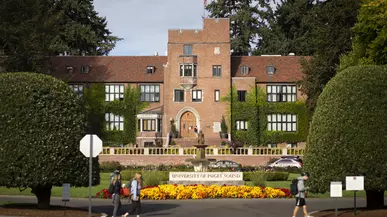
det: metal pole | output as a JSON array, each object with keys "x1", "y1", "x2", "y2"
[
  {"x1": 89, "y1": 134, "x2": 93, "y2": 217},
  {"x1": 335, "y1": 197, "x2": 338, "y2": 217},
  {"x1": 354, "y1": 191, "x2": 357, "y2": 215}
]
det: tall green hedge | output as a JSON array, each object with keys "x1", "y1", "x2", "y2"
[
  {"x1": 0, "y1": 72, "x2": 99, "y2": 208},
  {"x1": 304, "y1": 65, "x2": 387, "y2": 209},
  {"x1": 223, "y1": 86, "x2": 308, "y2": 146}
]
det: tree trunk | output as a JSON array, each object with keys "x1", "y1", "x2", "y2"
[
  {"x1": 366, "y1": 190, "x2": 384, "y2": 209},
  {"x1": 31, "y1": 185, "x2": 52, "y2": 209}
]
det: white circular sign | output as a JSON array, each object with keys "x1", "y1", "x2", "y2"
[{"x1": 79, "y1": 134, "x2": 103, "y2": 157}]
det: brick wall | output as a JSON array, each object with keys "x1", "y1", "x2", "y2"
[{"x1": 99, "y1": 155, "x2": 278, "y2": 166}]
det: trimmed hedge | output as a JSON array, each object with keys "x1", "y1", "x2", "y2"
[
  {"x1": 304, "y1": 66, "x2": 387, "y2": 196},
  {"x1": 243, "y1": 172, "x2": 289, "y2": 182},
  {"x1": 0, "y1": 73, "x2": 99, "y2": 207}
]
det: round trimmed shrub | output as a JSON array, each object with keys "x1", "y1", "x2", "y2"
[
  {"x1": 0, "y1": 72, "x2": 100, "y2": 208},
  {"x1": 304, "y1": 65, "x2": 387, "y2": 209}
]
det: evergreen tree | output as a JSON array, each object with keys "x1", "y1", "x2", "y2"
[
  {"x1": 206, "y1": 0, "x2": 271, "y2": 56},
  {"x1": 255, "y1": 0, "x2": 315, "y2": 56},
  {"x1": 339, "y1": 0, "x2": 387, "y2": 70},
  {"x1": 0, "y1": 0, "x2": 121, "y2": 72},
  {"x1": 299, "y1": 0, "x2": 361, "y2": 113}
]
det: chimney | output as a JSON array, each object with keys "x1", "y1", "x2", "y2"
[
  {"x1": 289, "y1": 53, "x2": 295, "y2": 56},
  {"x1": 154, "y1": 52, "x2": 159, "y2": 56}
]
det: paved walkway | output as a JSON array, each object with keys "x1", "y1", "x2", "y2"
[{"x1": 1, "y1": 196, "x2": 386, "y2": 217}]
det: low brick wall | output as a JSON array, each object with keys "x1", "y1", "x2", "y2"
[{"x1": 99, "y1": 155, "x2": 279, "y2": 166}]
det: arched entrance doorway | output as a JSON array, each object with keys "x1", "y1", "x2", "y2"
[{"x1": 180, "y1": 111, "x2": 196, "y2": 138}]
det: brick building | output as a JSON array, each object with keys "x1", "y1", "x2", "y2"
[{"x1": 49, "y1": 18, "x2": 307, "y2": 148}]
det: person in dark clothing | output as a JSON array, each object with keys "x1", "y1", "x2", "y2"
[{"x1": 111, "y1": 174, "x2": 122, "y2": 217}]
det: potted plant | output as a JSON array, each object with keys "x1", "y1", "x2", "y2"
[{"x1": 219, "y1": 116, "x2": 228, "y2": 139}]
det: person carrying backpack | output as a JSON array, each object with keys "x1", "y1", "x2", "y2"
[
  {"x1": 291, "y1": 172, "x2": 310, "y2": 217},
  {"x1": 110, "y1": 174, "x2": 122, "y2": 217},
  {"x1": 122, "y1": 172, "x2": 143, "y2": 217}
]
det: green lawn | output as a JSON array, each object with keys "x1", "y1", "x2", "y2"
[
  {"x1": 248, "y1": 173, "x2": 387, "y2": 198},
  {"x1": 0, "y1": 173, "x2": 130, "y2": 198},
  {"x1": 0, "y1": 173, "x2": 386, "y2": 199}
]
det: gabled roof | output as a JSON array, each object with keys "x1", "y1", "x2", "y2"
[
  {"x1": 48, "y1": 56, "x2": 167, "y2": 83},
  {"x1": 231, "y1": 56, "x2": 310, "y2": 83}
]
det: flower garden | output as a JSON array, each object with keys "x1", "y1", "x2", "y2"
[{"x1": 96, "y1": 184, "x2": 292, "y2": 200}]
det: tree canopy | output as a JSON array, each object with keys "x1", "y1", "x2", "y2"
[
  {"x1": 304, "y1": 65, "x2": 387, "y2": 209},
  {"x1": 298, "y1": 0, "x2": 360, "y2": 113},
  {"x1": 0, "y1": 72, "x2": 99, "y2": 208},
  {"x1": 206, "y1": 0, "x2": 271, "y2": 56},
  {"x1": 0, "y1": 0, "x2": 121, "y2": 72},
  {"x1": 339, "y1": 0, "x2": 387, "y2": 70}
]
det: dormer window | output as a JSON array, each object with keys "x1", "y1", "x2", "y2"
[
  {"x1": 146, "y1": 66, "x2": 155, "y2": 74},
  {"x1": 266, "y1": 66, "x2": 276, "y2": 75},
  {"x1": 66, "y1": 66, "x2": 74, "y2": 73},
  {"x1": 241, "y1": 66, "x2": 249, "y2": 75},
  {"x1": 81, "y1": 65, "x2": 90, "y2": 74}
]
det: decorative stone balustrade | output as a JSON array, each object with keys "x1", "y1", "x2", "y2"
[{"x1": 101, "y1": 147, "x2": 305, "y2": 156}]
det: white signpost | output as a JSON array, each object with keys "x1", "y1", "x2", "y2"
[
  {"x1": 346, "y1": 176, "x2": 364, "y2": 216},
  {"x1": 80, "y1": 134, "x2": 103, "y2": 217},
  {"x1": 330, "y1": 181, "x2": 342, "y2": 217},
  {"x1": 62, "y1": 183, "x2": 70, "y2": 216}
]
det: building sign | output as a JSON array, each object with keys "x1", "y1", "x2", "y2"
[
  {"x1": 330, "y1": 181, "x2": 342, "y2": 198},
  {"x1": 345, "y1": 176, "x2": 364, "y2": 191},
  {"x1": 169, "y1": 172, "x2": 243, "y2": 181}
]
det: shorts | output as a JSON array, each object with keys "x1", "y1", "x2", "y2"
[{"x1": 295, "y1": 197, "x2": 306, "y2": 207}]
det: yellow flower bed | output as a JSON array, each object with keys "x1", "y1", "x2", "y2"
[{"x1": 140, "y1": 184, "x2": 291, "y2": 200}]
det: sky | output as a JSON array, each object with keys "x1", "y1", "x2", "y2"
[{"x1": 93, "y1": 0, "x2": 207, "y2": 56}]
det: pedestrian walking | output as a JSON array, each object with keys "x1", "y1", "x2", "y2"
[
  {"x1": 122, "y1": 172, "x2": 143, "y2": 217},
  {"x1": 292, "y1": 172, "x2": 310, "y2": 217},
  {"x1": 110, "y1": 166, "x2": 121, "y2": 181},
  {"x1": 111, "y1": 174, "x2": 122, "y2": 217},
  {"x1": 194, "y1": 126, "x2": 198, "y2": 138}
]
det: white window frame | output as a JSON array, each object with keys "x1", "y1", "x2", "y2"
[
  {"x1": 105, "y1": 84, "x2": 125, "y2": 102},
  {"x1": 81, "y1": 65, "x2": 90, "y2": 74},
  {"x1": 105, "y1": 113, "x2": 124, "y2": 131},
  {"x1": 179, "y1": 64, "x2": 197, "y2": 77},
  {"x1": 183, "y1": 44, "x2": 193, "y2": 55},
  {"x1": 174, "y1": 89, "x2": 185, "y2": 102},
  {"x1": 140, "y1": 84, "x2": 160, "y2": 102},
  {"x1": 212, "y1": 65, "x2": 222, "y2": 77},
  {"x1": 69, "y1": 84, "x2": 84, "y2": 97},
  {"x1": 142, "y1": 119, "x2": 156, "y2": 131},
  {"x1": 266, "y1": 66, "x2": 276, "y2": 75},
  {"x1": 267, "y1": 114, "x2": 297, "y2": 132},
  {"x1": 267, "y1": 85, "x2": 297, "y2": 102},
  {"x1": 236, "y1": 120, "x2": 248, "y2": 131},
  {"x1": 146, "y1": 66, "x2": 155, "y2": 74},
  {"x1": 192, "y1": 89, "x2": 202, "y2": 102},
  {"x1": 214, "y1": 90, "x2": 220, "y2": 102},
  {"x1": 240, "y1": 66, "x2": 249, "y2": 75}
]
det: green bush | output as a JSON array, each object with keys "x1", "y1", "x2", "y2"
[
  {"x1": 99, "y1": 161, "x2": 122, "y2": 173},
  {"x1": 121, "y1": 171, "x2": 169, "y2": 186},
  {"x1": 304, "y1": 65, "x2": 387, "y2": 209},
  {"x1": 243, "y1": 172, "x2": 289, "y2": 181},
  {"x1": 250, "y1": 173, "x2": 267, "y2": 187},
  {"x1": 0, "y1": 72, "x2": 99, "y2": 209}
]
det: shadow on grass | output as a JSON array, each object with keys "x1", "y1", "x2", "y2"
[
  {"x1": 315, "y1": 206, "x2": 387, "y2": 217},
  {"x1": 85, "y1": 202, "x2": 180, "y2": 216}
]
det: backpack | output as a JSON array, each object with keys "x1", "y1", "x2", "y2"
[
  {"x1": 108, "y1": 182, "x2": 114, "y2": 194},
  {"x1": 290, "y1": 179, "x2": 299, "y2": 195}
]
